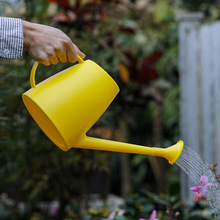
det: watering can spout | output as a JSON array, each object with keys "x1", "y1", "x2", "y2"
[
  {"x1": 78, "y1": 137, "x2": 184, "y2": 165},
  {"x1": 153, "y1": 140, "x2": 184, "y2": 164}
]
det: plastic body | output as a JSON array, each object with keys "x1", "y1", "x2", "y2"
[
  {"x1": 22, "y1": 56, "x2": 184, "y2": 164},
  {"x1": 23, "y1": 56, "x2": 119, "y2": 151}
]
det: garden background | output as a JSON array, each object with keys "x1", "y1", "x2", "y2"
[{"x1": 0, "y1": 0, "x2": 220, "y2": 219}]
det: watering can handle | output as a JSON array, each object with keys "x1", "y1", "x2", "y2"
[{"x1": 30, "y1": 55, "x2": 84, "y2": 88}]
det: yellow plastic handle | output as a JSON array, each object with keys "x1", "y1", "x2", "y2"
[{"x1": 30, "y1": 55, "x2": 84, "y2": 88}]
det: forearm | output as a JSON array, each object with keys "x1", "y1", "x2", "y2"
[{"x1": 0, "y1": 17, "x2": 23, "y2": 59}]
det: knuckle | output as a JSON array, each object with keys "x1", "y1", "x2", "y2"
[
  {"x1": 62, "y1": 37, "x2": 72, "y2": 47},
  {"x1": 47, "y1": 48, "x2": 55, "y2": 57},
  {"x1": 53, "y1": 41, "x2": 63, "y2": 51}
]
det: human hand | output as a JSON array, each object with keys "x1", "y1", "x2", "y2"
[{"x1": 23, "y1": 21, "x2": 85, "y2": 66}]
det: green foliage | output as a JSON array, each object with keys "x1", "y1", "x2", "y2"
[
  {"x1": 25, "y1": 0, "x2": 50, "y2": 22},
  {"x1": 1, "y1": 0, "x2": 180, "y2": 213},
  {"x1": 60, "y1": 191, "x2": 215, "y2": 220},
  {"x1": 154, "y1": 0, "x2": 173, "y2": 23}
]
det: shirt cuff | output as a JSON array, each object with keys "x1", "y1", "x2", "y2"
[{"x1": 0, "y1": 17, "x2": 23, "y2": 59}]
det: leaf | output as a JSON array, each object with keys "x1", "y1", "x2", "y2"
[
  {"x1": 115, "y1": 216, "x2": 126, "y2": 220},
  {"x1": 143, "y1": 203, "x2": 154, "y2": 213},
  {"x1": 131, "y1": 155, "x2": 147, "y2": 166},
  {"x1": 118, "y1": 63, "x2": 130, "y2": 83},
  {"x1": 139, "y1": 51, "x2": 162, "y2": 84},
  {"x1": 45, "y1": 0, "x2": 72, "y2": 10},
  {"x1": 153, "y1": 0, "x2": 172, "y2": 23},
  {"x1": 21, "y1": 179, "x2": 34, "y2": 190},
  {"x1": 82, "y1": 215, "x2": 92, "y2": 220}
]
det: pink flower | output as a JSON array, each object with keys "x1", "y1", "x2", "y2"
[
  {"x1": 190, "y1": 186, "x2": 201, "y2": 193},
  {"x1": 193, "y1": 192, "x2": 204, "y2": 202},
  {"x1": 139, "y1": 210, "x2": 160, "y2": 220},
  {"x1": 50, "y1": 205, "x2": 60, "y2": 216},
  {"x1": 108, "y1": 209, "x2": 125, "y2": 219},
  {"x1": 208, "y1": 163, "x2": 217, "y2": 171},
  {"x1": 190, "y1": 176, "x2": 215, "y2": 196},
  {"x1": 118, "y1": 210, "x2": 125, "y2": 216},
  {"x1": 149, "y1": 210, "x2": 160, "y2": 220},
  {"x1": 108, "y1": 212, "x2": 115, "y2": 219}
]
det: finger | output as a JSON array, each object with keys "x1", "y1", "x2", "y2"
[
  {"x1": 57, "y1": 50, "x2": 67, "y2": 63},
  {"x1": 37, "y1": 54, "x2": 51, "y2": 66},
  {"x1": 66, "y1": 44, "x2": 78, "y2": 63},
  {"x1": 28, "y1": 49, "x2": 51, "y2": 66},
  {"x1": 49, "y1": 55, "x2": 59, "y2": 65},
  {"x1": 41, "y1": 59, "x2": 51, "y2": 66},
  {"x1": 73, "y1": 44, "x2": 86, "y2": 58}
]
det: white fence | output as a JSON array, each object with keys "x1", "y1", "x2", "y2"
[{"x1": 177, "y1": 13, "x2": 220, "y2": 202}]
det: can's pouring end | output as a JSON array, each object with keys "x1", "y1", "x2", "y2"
[
  {"x1": 78, "y1": 137, "x2": 184, "y2": 165},
  {"x1": 153, "y1": 140, "x2": 184, "y2": 165}
]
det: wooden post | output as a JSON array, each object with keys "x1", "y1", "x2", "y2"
[{"x1": 176, "y1": 13, "x2": 204, "y2": 203}]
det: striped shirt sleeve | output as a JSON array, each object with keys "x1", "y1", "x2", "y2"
[{"x1": 0, "y1": 17, "x2": 23, "y2": 59}]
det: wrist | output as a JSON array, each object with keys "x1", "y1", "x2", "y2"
[{"x1": 23, "y1": 20, "x2": 34, "y2": 50}]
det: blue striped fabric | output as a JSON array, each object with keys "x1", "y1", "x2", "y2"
[{"x1": 0, "y1": 17, "x2": 23, "y2": 59}]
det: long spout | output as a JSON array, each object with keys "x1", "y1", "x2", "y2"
[{"x1": 78, "y1": 136, "x2": 184, "y2": 165}]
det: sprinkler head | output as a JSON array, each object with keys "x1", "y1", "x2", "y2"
[{"x1": 165, "y1": 140, "x2": 184, "y2": 165}]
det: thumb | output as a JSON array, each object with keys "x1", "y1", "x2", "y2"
[{"x1": 73, "y1": 44, "x2": 86, "y2": 58}]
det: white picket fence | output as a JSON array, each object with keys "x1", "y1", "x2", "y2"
[{"x1": 177, "y1": 13, "x2": 220, "y2": 202}]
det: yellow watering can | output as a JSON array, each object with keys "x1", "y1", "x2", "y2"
[{"x1": 22, "y1": 56, "x2": 183, "y2": 165}]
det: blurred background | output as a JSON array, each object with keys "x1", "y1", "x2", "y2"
[{"x1": 1, "y1": 0, "x2": 220, "y2": 219}]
